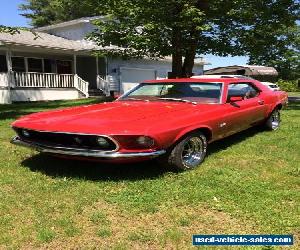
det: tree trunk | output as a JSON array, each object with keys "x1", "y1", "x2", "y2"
[
  {"x1": 182, "y1": 45, "x2": 197, "y2": 77},
  {"x1": 182, "y1": 30, "x2": 198, "y2": 77},
  {"x1": 171, "y1": 28, "x2": 183, "y2": 78}
]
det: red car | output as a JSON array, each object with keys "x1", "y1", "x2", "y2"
[{"x1": 11, "y1": 78, "x2": 288, "y2": 170}]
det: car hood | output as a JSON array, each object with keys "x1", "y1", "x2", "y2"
[{"x1": 12, "y1": 101, "x2": 211, "y2": 135}]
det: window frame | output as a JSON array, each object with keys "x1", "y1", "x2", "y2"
[
  {"x1": 27, "y1": 57, "x2": 44, "y2": 73},
  {"x1": 226, "y1": 81, "x2": 261, "y2": 102},
  {"x1": 120, "y1": 82, "x2": 224, "y2": 104}
]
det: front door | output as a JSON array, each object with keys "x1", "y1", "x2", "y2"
[{"x1": 221, "y1": 82, "x2": 267, "y2": 136}]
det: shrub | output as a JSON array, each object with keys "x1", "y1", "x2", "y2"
[{"x1": 276, "y1": 79, "x2": 299, "y2": 92}]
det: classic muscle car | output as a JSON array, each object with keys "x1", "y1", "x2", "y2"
[{"x1": 11, "y1": 78, "x2": 288, "y2": 170}]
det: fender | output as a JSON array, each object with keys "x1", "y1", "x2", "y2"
[{"x1": 173, "y1": 125, "x2": 213, "y2": 145}]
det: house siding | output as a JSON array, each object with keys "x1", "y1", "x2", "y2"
[
  {"x1": 107, "y1": 58, "x2": 204, "y2": 92},
  {"x1": 46, "y1": 23, "x2": 96, "y2": 41},
  {"x1": 0, "y1": 88, "x2": 11, "y2": 104}
]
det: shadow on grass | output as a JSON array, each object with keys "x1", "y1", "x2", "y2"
[
  {"x1": 0, "y1": 111, "x2": 33, "y2": 120},
  {"x1": 0, "y1": 97, "x2": 110, "y2": 120},
  {"x1": 21, "y1": 126, "x2": 264, "y2": 181},
  {"x1": 208, "y1": 126, "x2": 265, "y2": 156},
  {"x1": 22, "y1": 155, "x2": 169, "y2": 181}
]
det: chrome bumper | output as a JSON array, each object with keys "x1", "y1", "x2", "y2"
[{"x1": 11, "y1": 136, "x2": 166, "y2": 159}]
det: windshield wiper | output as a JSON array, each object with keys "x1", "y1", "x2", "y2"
[
  {"x1": 158, "y1": 98, "x2": 197, "y2": 105},
  {"x1": 123, "y1": 97, "x2": 150, "y2": 102}
]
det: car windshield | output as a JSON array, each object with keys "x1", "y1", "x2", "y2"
[{"x1": 120, "y1": 82, "x2": 223, "y2": 104}]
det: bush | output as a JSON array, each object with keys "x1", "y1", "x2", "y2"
[{"x1": 276, "y1": 79, "x2": 299, "y2": 92}]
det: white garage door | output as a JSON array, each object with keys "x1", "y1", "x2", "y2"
[{"x1": 120, "y1": 67, "x2": 156, "y2": 93}]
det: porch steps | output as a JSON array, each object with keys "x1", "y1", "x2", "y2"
[{"x1": 88, "y1": 89, "x2": 105, "y2": 97}]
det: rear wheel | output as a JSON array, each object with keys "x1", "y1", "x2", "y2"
[
  {"x1": 161, "y1": 132, "x2": 207, "y2": 171},
  {"x1": 265, "y1": 108, "x2": 281, "y2": 130}
]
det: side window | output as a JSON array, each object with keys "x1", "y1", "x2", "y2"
[{"x1": 228, "y1": 82, "x2": 259, "y2": 101}]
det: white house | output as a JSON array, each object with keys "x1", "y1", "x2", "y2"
[{"x1": 0, "y1": 16, "x2": 208, "y2": 104}]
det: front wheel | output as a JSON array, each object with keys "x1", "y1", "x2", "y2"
[
  {"x1": 265, "y1": 108, "x2": 281, "y2": 130},
  {"x1": 161, "y1": 132, "x2": 207, "y2": 171}
]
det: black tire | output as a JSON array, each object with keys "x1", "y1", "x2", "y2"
[
  {"x1": 265, "y1": 108, "x2": 281, "y2": 131},
  {"x1": 160, "y1": 132, "x2": 207, "y2": 171}
]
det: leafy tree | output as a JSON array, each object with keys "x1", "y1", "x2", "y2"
[
  {"x1": 88, "y1": 0, "x2": 299, "y2": 77},
  {"x1": 249, "y1": 25, "x2": 300, "y2": 80},
  {"x1": 19, "y1": 0, "x2": 105, "y2": 27},
  {"x1": 0, "y1": 26, "x2": 20, "y2": 34},
  {"x1": 19, "y1": 0, "x2": 299, "y2": 78}
]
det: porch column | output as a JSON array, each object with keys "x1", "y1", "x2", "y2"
[
  {"x1": 5, "y1": 50, "x2": 15, "y2": 88},
  {"x1": 73, "y1": 54, "x2": 77, "y2": 75},
  {"x1": 96, "y1": 57, "x2": 99, "y2": 75},
  {"x1": 6, "y1": 50, "x2": 12, "y2": 72},
  {"x1": 5, "y1": 49, "x2": 13, "y2": 103}
]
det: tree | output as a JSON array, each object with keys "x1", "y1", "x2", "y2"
[
  {"x1": 0, "y1": 26, "x2": 20, "y2": 35},
  {"x1": 249, "y1": 25, "x2": 300, "y2": 80},
  {"x1": 88, "y1": 0, "x2": 299, "y2": 78},
  {"x1": 19, "y1": 0, "x2": 106, "y2": 27}
]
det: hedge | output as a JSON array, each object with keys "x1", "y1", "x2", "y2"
[{"x1": 276, "y1": 79, "x2": 299, "y2": 92}]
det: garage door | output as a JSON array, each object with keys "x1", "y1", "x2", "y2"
[{"x1": 120, "y1": 67, "x2": 156, "y2": 93}]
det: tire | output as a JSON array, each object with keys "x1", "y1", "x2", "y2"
[
  {"x1": 160, "y1": 132, "x2": 207, "y2": 171},
  {"x1": 265, "y1": 108, "x2": 281, "y2": 131}
]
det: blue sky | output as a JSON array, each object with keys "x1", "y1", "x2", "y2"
[{"x1": 0, "y1": 0, "x2": 249, "y2": 69}]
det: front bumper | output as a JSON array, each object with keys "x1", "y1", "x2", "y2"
[{"x1": 11, "y1": 136, "x2": 166, "y2": 160}]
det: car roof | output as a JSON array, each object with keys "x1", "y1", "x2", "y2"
[
  {"x1": 191, "y1": 74, "x2": 253, "y2": 79},
  {"x1": 143, "y1": 78, "x2": 252, "y2": 84}
]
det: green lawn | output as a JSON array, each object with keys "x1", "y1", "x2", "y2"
[{"x1": 0, "y1": 99, "x2": 299, "y2": 249}]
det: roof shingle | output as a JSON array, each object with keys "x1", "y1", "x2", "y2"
[{"x1": 0, "y1": 30, "x2": 98, "y2": 52}]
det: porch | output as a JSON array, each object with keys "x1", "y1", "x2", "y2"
[
  {"x1": 0, "y1": 30, "x2": 108, "y2": 104},
  {"x1": 0, "y1": 71, "x2": 90, "y2": 103},
  {"x1": 0, "y1": 51, "x2": 110, "y2": 103}
]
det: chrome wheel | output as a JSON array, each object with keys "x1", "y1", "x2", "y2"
[
  {"x1": 270, "y1": 110, "x2": 280, "y2": 130},
  {"x1": 181, "y1": 136, "x2": 204, "y2": 168}
]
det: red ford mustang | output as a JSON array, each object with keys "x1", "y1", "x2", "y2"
[{"x1": 11, "y1": 78, "x2": 288, "y2": 170}]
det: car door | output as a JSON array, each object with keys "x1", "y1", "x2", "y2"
[{"x1": 221, "y1": 82, "x2": 267, "y2": 136}]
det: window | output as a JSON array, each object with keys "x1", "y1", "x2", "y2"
[
  {"x1": 121, "y1": 82, "x2": 223, "y2": 104},
  {"x1": 27, "y1": 58, "x2": 43, "y2": 72},
  {"x1": 44, "y1": 59, "x2": 54, "y2": 73},
  {"x1": 228, "y1": 82, "x2": 259, "y2": 101},
  {"x1": 0, "y1": 55, "x2": 8, "y2": 72},
  {"x1": 56, "y1": 60, "x2": 72, "y2": 74},
  {"x1": 12, "y1": 57, "x2": 25, "y2": 72}
]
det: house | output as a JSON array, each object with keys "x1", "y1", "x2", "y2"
[
  {"x1": 205, "y1": 65, "x2": 278, "y2": 82},
  {"x1": 0, "y1": 16, "x2": 208, "y2": 104}
]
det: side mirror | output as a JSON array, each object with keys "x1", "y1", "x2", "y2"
[{"x1": 229, "y1": 96, "x2": 243, "y2": 102}]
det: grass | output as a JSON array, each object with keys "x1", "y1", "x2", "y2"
[{"x1": 0, "y1": 98, "x2": 299, "y2": 249}]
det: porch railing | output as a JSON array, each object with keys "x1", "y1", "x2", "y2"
[
  {"x1": 0, "y1": 72, "x2": 9, "y2": 87},
  {"x1": 11, "y1": 72, "x2": 89, "y2": 97},
  {"x1": 97, "y1": 75, "x2": 119, "y2": 95},
  {"x1": 12, "y1": 72, "x2": 74, "y2": 88},
  {"x1": 97, "y1": 75, "x2": 109, "y2": 95},
  {"x1": 74, "y1": 75, "x2": 89, "y2": 98}
]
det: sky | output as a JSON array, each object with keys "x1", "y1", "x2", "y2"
[{"x1": 0, "y1": 0, "x2": 249, "y2": 69}]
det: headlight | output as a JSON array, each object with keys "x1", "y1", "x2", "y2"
[
  {"x1": 96, "y1": 137, "x2": 110, "y2": 147},
  {"x1": 136, "y1": 136, "x2": 155, "y2": 148},
  {"x1": 22, "y1": 129, "x2": 30, "y2": 138},
  {"x1": 112, "y1": 135, "x2": 156, "y2": 149}
]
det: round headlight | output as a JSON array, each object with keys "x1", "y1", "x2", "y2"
[
  {"x1": 136, "y1": 136, "x2": 155, "y2": 148},
  {"x1": 22, "y1": 129, "x2": 30, "y2": 138},
  {"x1": 96, "y1": 137, "x2": 110, "y2": 147}
]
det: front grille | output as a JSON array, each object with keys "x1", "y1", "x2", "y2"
[{"x1": 14, "y1": 128, "x2": 117, "y2": 151}]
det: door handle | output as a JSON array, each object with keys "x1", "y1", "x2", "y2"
[{"x1": 258, "y1": 100, "x2": 264, "y2": 105}]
